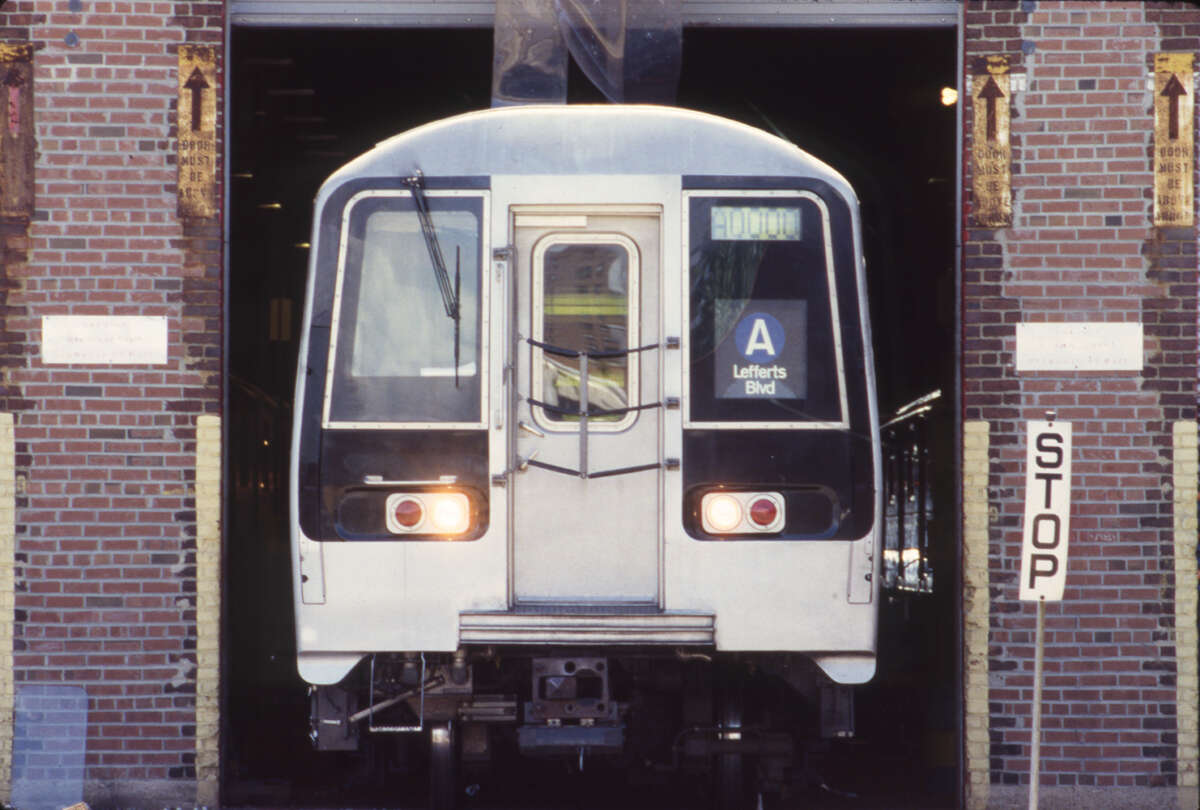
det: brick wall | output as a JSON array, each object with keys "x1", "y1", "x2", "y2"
[
  {"x1": 0, "y1": 1, "x2": 222, "y2": 805},
  {"x1": 964, "y1": 1, "x2": 1198, "y2": 806},
  {"x1": 0, "y1": 0, "x2": 36, "y2": 42}
]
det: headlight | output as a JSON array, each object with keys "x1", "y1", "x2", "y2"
[
  {"x1": 700, "y1": 491, "x2": 785, "y2": 535},
  {"x1": 702, "y1": 493, "x2": 743, "y2": 533},
  {"x1": 386, "y1": 491, "x2": 471, "y2": 537},
  {"x1": 428, "y1": 492, "x2": 470, "y2": 534}
]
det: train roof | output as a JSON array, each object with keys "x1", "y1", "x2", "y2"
[{"x1": 316, "y1": 105, "x2": 856, "y2": 205}]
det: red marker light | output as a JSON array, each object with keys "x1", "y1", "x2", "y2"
[
  {"x1": 393, "y1": 497, "x2": 423, "y2": 529},
  {"x1": 748, "y1": 497, "x2": 778, "y2": 528}
]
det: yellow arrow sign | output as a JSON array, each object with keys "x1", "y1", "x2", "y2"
[
  {"x1": 1154, "y1": 53, "x2": 1194, "y2": 228},
  {"x1": 178, "y1": 46, "x2": 218, "y2": 219},
  {"x1": 971, "y1": 55, "x2": 1011, "y2": 228}
]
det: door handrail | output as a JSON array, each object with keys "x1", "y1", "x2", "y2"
[
  {"x1": 521, "y1": 338, "x2": 665, "y2": 478},
  {"x1": 526, "y1": 396, "x2": 662, "y2": 419},
  {"x1": 526, "y1": 336, "x2": 661, "y2": 359},
  {"x1": 525, "y1": 457, "x2": 664, "y2": 479}
]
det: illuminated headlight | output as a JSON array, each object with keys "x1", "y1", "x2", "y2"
[
  {"x1": 702, "y1": 493, "x2": 742, "y2": 533},
  {"x1": 428, "y1": 492, "x2": 470, "y2": 534},
  {"x1": 386, "y1": 492, "x2": 471, "y2": 536},
  {"x1": 700, "y1": 491, "x2": 785, "y2": 535}
]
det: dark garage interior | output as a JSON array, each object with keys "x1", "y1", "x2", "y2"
[{"x1": 224, "y1": 23, "x2": 959, "y2": 808}]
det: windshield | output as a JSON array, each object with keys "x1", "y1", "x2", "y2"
[
  {"x1": 687, "y1": 194, "x2": 844, "y2": 425},
  {"x1": 326, "y1": 191, "x2": 484, "y2": 426}
]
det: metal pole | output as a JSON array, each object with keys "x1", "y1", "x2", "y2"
[{"x1": 1029, "y1": 597, "x2": 1045, "y2": 809}]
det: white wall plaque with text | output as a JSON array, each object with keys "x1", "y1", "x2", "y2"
[
  {"x1": 1015, "y1": 322, "x2": 1143, "y2": 372},
  {"x1": 42, "y1": 316, "x2": 168, "y2": 365}
]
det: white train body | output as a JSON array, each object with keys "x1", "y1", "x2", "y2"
[{"x1": 289, "y1": 105, "x2": 881, "y2": 803}]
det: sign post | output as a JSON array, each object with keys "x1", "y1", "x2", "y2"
[{"x1": 1018, "y1": 416, "x2": 1072, "y2": 809}]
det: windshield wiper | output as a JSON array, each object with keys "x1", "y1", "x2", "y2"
[
  {"x1": 403, "y1": 170, "x2": 460, "y2": 322},
  {"x1": 404, "y1": 170, "x2": 463, "y2": 387},
  {"x1": 453, "y1": 245, "x2": 461, "y2": 387}
]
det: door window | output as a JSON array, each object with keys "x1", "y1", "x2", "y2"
[{"x1": 531, "y1": 234, "x2": 639, "y2": 431}]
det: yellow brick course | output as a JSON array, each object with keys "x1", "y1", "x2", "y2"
[
  {"x1": 0, "y1": 414, "x2": 13, "y2": 804},
  {"x1": 195, "y1": 415, "x2": 221, "y2": 806},
  {"x1": 963, "y1": 421, "x2": 990, "y2": 810},
  {"x1": 1173, "y1": 421, "x2": 1199, "y2": 806}
]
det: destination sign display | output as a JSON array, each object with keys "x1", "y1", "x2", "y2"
[
  {"x1": 711, "y1": 206, "x2": 802, "y2": 241},
  {"x1": 715, "y1": 300, "x2": 806, "y2": 399}
]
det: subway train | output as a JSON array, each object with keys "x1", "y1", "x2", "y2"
[{"x1": 289, "y1": 104, "x2": 881, "y2": 808}]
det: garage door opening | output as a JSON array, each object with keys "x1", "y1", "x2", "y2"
[{"x1": 225, "y1": 23, "x2": 958, "y2": 808}]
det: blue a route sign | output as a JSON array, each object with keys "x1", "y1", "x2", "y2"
[{"x1": 716, "y1": 300, "x2": 807, "y2": 400}]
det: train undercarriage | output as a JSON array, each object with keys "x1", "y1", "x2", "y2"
[{"x1": 308, "y1": 648, "x2": 856, "y2": 808}]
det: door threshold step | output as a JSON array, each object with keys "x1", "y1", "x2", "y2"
[{"x1": 459, "y1": 609, "x2": 715, "y2": 645}]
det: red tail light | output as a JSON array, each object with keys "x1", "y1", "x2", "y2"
[
  {"x1": 392, "y1": 496, "x2": 424, "y2": 529},
  {"x1": 749, "y1": 497, "x2": 779, "y2": 528}
]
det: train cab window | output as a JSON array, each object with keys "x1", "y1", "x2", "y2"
[
  {"x1": 531, "y1": 234, "x2": 639, "y2": 431},
  {"x1": 685, "y1": 193, "x2": 846, "y2": 427},
  {"x1": 325, "y1": 191, "x2": 486, "y2": 427}
]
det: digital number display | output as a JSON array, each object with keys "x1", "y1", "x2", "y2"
[{"x1": 711, "y1": 206, "x2": 802, "y2": 241}]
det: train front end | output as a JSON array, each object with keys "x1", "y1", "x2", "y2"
[{"x1": 289, "y1": 105, "x2": 881, "y2": 804}]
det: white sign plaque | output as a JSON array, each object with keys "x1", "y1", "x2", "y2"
[
  {"x1": 1019, "y1": 420, "x2": 1072, "y2": 601},
  {"x1": 42, "y1": 316, "x2": 168, "y2": 365},
  {"x1": 1015, "y1": 322, "x2": 1142, "y2": 371}
]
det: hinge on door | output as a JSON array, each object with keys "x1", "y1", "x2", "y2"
[
  {"x1": 493, "y1": 246, "x2": 513, "y2": 433},
  {"x1": 492, "y1": 246, "x2": 512, "y2": 283}
]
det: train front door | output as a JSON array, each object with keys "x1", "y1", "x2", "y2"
[{"x1": 509, "y1": 206, "x2": 662, "y2": 605}]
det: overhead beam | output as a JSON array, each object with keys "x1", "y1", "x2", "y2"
[{"x1": 228, "y1": 1, "x2": 959, "y2": 29}]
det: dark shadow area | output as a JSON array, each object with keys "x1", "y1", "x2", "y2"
[{"x1": 225, "y1": 24, "x2": 957, "y2": 808}]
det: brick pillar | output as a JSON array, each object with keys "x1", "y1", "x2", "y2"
[
  {"x1": 1, "y1": 2, "x2": 223, "y2": 805},
  {"x1": 963, "y1": 2, "x2": 1199, "y2": 806}
]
